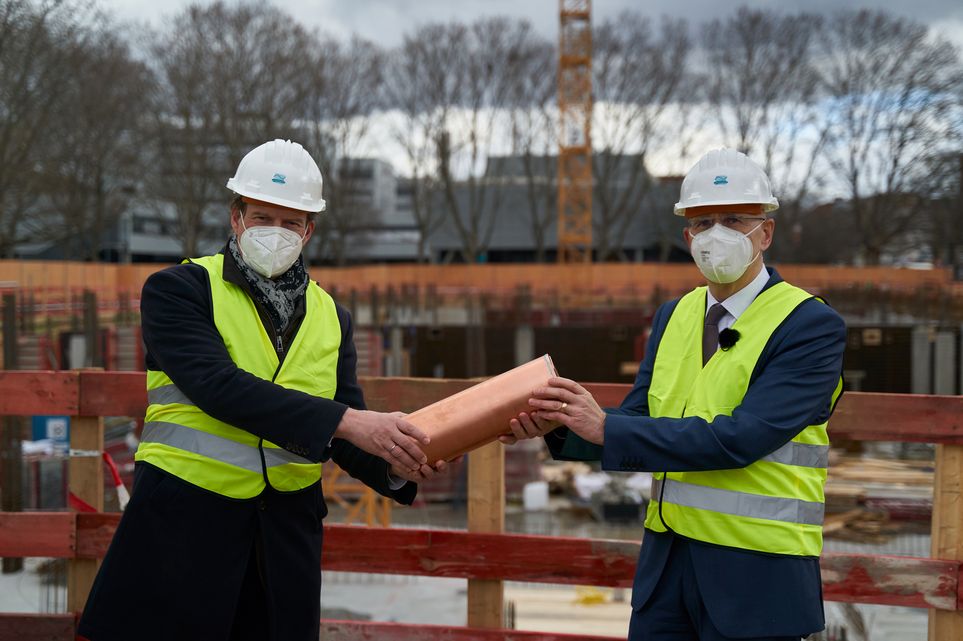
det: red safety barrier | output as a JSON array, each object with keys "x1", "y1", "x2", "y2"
[{"x1": 0, "y1": 371, "x2": 962, "y2": 639}]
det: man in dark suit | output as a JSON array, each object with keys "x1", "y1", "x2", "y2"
[{"x1": 504, "y1": 148, "x2": 846, "y2": 640}]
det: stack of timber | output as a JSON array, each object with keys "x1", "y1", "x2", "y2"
[{"x1": 823, "y1": 453, "x2": 933, "y2": 541}]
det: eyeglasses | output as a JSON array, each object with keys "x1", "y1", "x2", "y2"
[{"x1": 687, "y1": 215, "x2": 767, "y2": 234}]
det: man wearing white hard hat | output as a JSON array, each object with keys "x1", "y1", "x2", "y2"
[
  {"x1": 507, "y1": 149, "x2": 846, "y2": 640},
  {"x1": 78, "y1": 140, "x2": 449, "y2": 641}
]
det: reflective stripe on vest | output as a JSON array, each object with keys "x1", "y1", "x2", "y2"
[
  {"x1": 761, "y1": 440, "x2": 829, "y2": 469},
  {"x1": 644, "y1": 281, "x2": 840, "y2": 557},
  {"x1": 135, "y1": 253, "x2": 341, "y2": 498},
  {"x1": 147, "y1": 384, "x2": 192, "y2": 406},
  {"x1": 142, "y1": 421, "x2": 314, "y2": 471},
  {"x1": 651, "y1": 477, "x2": 825, "y2": 526}
]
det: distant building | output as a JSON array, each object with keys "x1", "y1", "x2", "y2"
[
  {"x1": 424, "y1": 154, "x2": 689, "y2": 263},
  {"x1": 12, "y1": 153, "x2": 692, "y2": 265},
  {"x1": 310, "y1": 158, "x2": 422, "y2": 265}
]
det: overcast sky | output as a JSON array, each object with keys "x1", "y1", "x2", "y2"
[{"x1": 104, "y1": 0, "x2": 963, "y2": 47}]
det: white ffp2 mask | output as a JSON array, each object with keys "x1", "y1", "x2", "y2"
[
  {"x1": 238, "y1": 220, "x2": 305, "y2": 279},
  {"x1": 689, "y1": 222, "x2": 762, "y2": 284}
]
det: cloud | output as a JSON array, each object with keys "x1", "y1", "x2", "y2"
[{"x1": 102, "y1": 0, "x2": 963, "y2": 47}]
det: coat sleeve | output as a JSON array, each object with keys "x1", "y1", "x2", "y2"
[
  {"x1": 600, "y1": 299, "x2": 846, "y2": 473},
  {"x1": 141, "y1": 265, "x2": 348, "y2": 463},
  {"x1": 326, "y1": 304, "x2": 416, "y2": 505},
  {"x1": 544, "y1": 301, "x2": 677, "y2": 462}
]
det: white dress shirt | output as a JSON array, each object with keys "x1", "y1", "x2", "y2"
[{"x1": 705, "y1": 264, "x2": 770, "y2": 337}]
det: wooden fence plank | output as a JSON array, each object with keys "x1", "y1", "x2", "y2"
[
  {"x1": 0, "y1": 514, "x2": 958, "y2": 611},
  {"x1": 318, "y1": 620, "x2": 620, "y2": 641},
  {"x1": 75, "y1": 513, "x2": 122, "y2": 559},
  {"x1": 0, "y1": 614, "x2": 74, "y2": 641},
  {"x1": 929, "y1": 444, "x2": 963, "y2": 638},
  {"x1": 322, "y1": 526, "x2": 639, "y2": 587},
  {"x1": 0, "y1": 512, "x2": 74, "y2": 557},
  {"x1": 821, "y1": 553, "x2": 962, "y2": 611},
  {"x1": 830, "y1": 393, "x2": 963, "y2": 445},
  {"x1": 0, "y1": 371, "x2": 79, "y2": 415},
  {"x1": 67, "y1": 415, "x2": 104, "y2": 613},
  {"x1": 78, "y1": 371, "x2": 146, "y2": 417},
  {"x1": 468, "y1": 441, "x2": 506, "y2": 629},
  {"x1": 0, "y1": 614, "x2": 618, "y2": 641},
  {"x1": 3, "y1": 372, "x2": 963, "y2": 444},
  {"x1": 360, "y1": 377, "x2": 476, "y2": 413}
]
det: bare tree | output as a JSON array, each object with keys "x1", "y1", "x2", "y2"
[
  {"x1": 592, "y1": 14, "x2": 690, "y2": 262},
  {"x1": 42, "y1": 27, "x2": 154, "y2": 260},
  {"x1": 507, "y1": 37, "x2": 557, "y2": 262},
  {"x1": 204, "y1": 2, "x2": 316, "y2": 162},
  {"x1": 148, "y1": 1, "x2": 315, "y2": 256},
  {"x1": 816, "y1": 10, "x2": 962, "y2": 265},
  {"x1": 702, "y1": 8, "x2": 827, "y2": 263},
  {"x1": 0, "y1": 0, "x2": 91, "y2": 257},
  {"x1": 382, "y1": 23, "x2": 465, "y2": 263},
  {"x1": 919, "y1": 152, "x2": 963, "y2": 274},
  {"x1": 435, "y1": 18, "x2": 538, "y2": 263},
  {"x1": 303, "y1": 36, "x2": 385, "y2": 266}
]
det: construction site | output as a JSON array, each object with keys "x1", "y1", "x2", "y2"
[{"x1": 2, "y1": 0, "x2": 963, "y2": 640}]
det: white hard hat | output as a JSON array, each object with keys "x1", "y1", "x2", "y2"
[
  {"x1": 674, "y1": 148, "x2": 778, "y2": 216},
  {"x1": 226, "y1": 139, "x2": 327, "y2": 213}
]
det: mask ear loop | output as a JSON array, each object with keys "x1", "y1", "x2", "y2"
[
  {"x1": 740, "y1": 220, "x2": 766, "y2": 272},
  {"x1": 235, "y1": 211, "x2": 249, "y2": 238}
]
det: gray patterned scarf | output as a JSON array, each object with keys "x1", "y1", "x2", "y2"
[{"x1": 228, "y1": 235, "x2": 308, "y2": 336}]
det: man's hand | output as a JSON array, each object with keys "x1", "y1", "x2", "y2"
[
  {"x1": 335, "y1": 408, "x2": 429, "y2": 471},
  {"x1": 527, "y1": 377, "x2": 606, "y2": 445},
  {"x1": 498, "y1": 411, "x2": 559, "y2": 445},
  {"x1": 389, "y1": 456, "x2": 461, "y2": 483}
]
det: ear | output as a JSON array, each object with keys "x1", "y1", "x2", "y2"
[
  {"x1": 229, "y1": 208, "x2": 244, "y2": 238},
  {"x1": 302, "y1": 219, "x2": 315, "y2": 245},
  {"x1": 683, "y1": 226, "x2": 693, "y2": 250},
  {"x1": 759, "y1": 218, "x2": 775, "y2": 252}
]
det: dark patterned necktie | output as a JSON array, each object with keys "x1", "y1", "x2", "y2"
[{"x1": 702, "y1": 303, "x2": 728, "y2": 366}]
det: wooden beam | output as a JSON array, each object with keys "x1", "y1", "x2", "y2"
[
  {"x1": 67, "y1": 415, "x2": 104, "y2": 613},
  {"x1": 2, "y1": 373, "x2": 963, "y2": 445},
  {"x1": 0, "y1": 371, "x2": 80, "y2": 415},
  {"x1": 0, "y1": 514, "x2": 960, "y2": 611},
  {"x1": 318, "y1": 620, "x2": 619, "y2": 641},
  {"x1": 358, "y1": 378, "x2": 963, "y2": 445},
  {"x1": 0, "y1": 512, "x2": 74, "y2": 557},
  {"x1": 78, "y1": 370, "x2": 146, "y2": 417},
  {"x1": 830, "y1": 393, "x2": 963, "y2": 444},
  {"x1": 0, "y1": 296, "x2": 21, "y2": 572},
  {"x1": 76, "y1": 513, "x2": 122, "y2": 559},
  {"x1": 0, "y1": 615, "x2": 619, "y2": 641},
  {"x1": 0, "y1": 415, "x2": 23, "y2": 573},
  {"x1": 468, "y1": 441, "x2": 506, "y2": 629},
  {"x1": 360, "y1": 376, "x2": 476, "y2": 413},
  {"x1": 930, "y1": 444, "x2": 963, "y2": 638},
  {"x1": 321, "y1": 526, "x2": 637, "y2": 586},
  {"x1": 822, "y1": 553, "x2": 962, "y2": 611},
  {"x1": 0, "y1": 614, "x2": 74, "y2": 641}
]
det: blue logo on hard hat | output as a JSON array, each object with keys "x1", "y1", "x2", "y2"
[
  {"x1": 272, "y1": 173, "x2": 287, "y2": 184},
  {"x1": 713, "y1": 175, "x2": 728, "y2": 185}
]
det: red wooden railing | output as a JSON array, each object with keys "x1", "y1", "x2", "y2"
[{"x1": 0, "y1": 371, "x2": 962, "y2": 640}]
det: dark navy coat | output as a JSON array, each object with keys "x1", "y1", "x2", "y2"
[
  {"x1": 78, "y1": 248, "x2": 415, "y2": 641},
  {"x1": 547, "y1": 268, "x2": 846, "y2": 638}
]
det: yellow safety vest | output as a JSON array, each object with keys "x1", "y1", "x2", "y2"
[
  {"x1": 135, "y1": 254, "x2": 341, "y2": 498},
  {"x1": 645, "y1": 281, "x2": 842, "y2": 556}
]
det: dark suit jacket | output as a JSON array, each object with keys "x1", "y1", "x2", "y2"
[{"x1": 546, "y1": 268, "x2": 846, "y2": 638}]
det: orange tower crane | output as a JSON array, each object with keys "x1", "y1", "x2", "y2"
[{"x1": 557, "y1": 0, "x2": 593, "y2": 264}]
